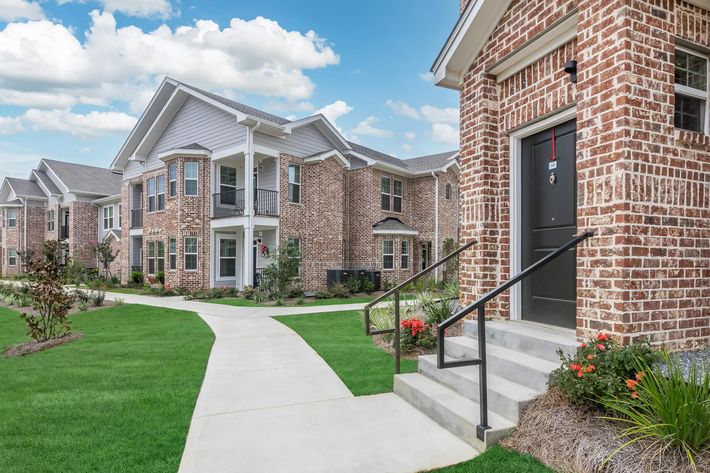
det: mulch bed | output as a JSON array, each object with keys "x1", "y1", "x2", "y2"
[
  {"x1": 502, "y1": 388, "x2": 709, "y2": 473},
  {"x1": 3, "y1": 332, "x2": 83, "y2": 358},
  {"x1": 0, "y1": 300, "x2": 114, "y2": 317}
]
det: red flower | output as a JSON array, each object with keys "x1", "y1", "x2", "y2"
[
  {"x1": 586, "y1": 354, "x2": 595, "y2": 361},
  {"x1": 585, "y1": 364, "x2": 596, "y2": 373},
  {"x1": 596, "y1": 344, "x2": 606, "y2": 351},
  {"x1": 631, "y1": 391, "x2": 638, "y2": 399},
  {"x1": 570, "y1": 363, "x2": 582, "y2": 372},
  {"x1": 577, "y1": 371, "x2": 584, "y2": 378},
  {"x1": 626, "y1": 379, "x2": 638, "y2": 390},
  {"x1": 635, "y1": 372, "x2": 644, "y2": 381},
  {"x1": 596, "y1": 333, "x2": 610, "y2": 341},
  {"x1": 401, "y1": 318, "x2": 426, "y2": 337},
  {"x1": 580, "y1": 343, "x2": 587, "y2": 348}
]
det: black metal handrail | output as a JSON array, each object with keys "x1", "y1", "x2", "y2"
[
  {"x1": 255, "y1": 189, "x2": 278, "y2": 216},
  {"x1": 437, "y1": 231, "x2": 593, "y2": 441},
  {"x1": 212, "y1": 190, "x2": 246, "y2": 218},
  {"x1": 130, "y1": 209, "x2": 143, "y2": 228},
  {"x1": 364, "y1": 239, "x2": 477, "y2": 374}
]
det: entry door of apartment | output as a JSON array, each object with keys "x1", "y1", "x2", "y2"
[{"x1": 521, "y1": 120, "x2": 577, "y2": 329}]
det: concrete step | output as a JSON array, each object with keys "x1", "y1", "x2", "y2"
[
  {"x1": 443, "y1": 336, "x2": 559, "y2": 392},
  {"x1": 394, "y1": 372, "x2": 515, "y2": 451},
  {"x1": 418, "y1": 355, "x2": 536, "y2": 422},
  {"x1": 464, "y1": 320, "x2": 578, "y2": 363}
]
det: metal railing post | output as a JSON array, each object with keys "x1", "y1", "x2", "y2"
[
  {"x1": 394, "y1": 290, "x2": 401, "y2": 374},
  {"x1": 476, "y1": 305, "x2": 490, "y2": 440}
]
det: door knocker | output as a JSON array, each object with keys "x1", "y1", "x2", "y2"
[{"x1": 549, "y1": 172, "x2": 557, "y2": 186}]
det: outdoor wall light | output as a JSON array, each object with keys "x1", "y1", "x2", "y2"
[{"x1": 564, "y1": 60, "x2": 577, "y2": 84}]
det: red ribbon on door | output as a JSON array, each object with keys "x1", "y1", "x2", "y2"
[{"x1": 550, "y1": 128, "x2": 557, "y2": 162}]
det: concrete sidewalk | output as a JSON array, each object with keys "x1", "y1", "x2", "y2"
[{"x1": 105, "y1": 292, "x2": 477, "y2": 473}]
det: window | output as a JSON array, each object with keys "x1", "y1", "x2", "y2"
[
  {"x1": 157, "y1": 175, "x2": 166, "y2": 210},
  {"x1": 219, "y1": 238, "x2": 237, "y2": 278},
  {"x1": 147, "y1": 241, "x2": 155, "y2": 274},
  {"x1": 8, "y1": 248, "x2": 17, "y2": 266},
  {"x1": 46, "y1": 210, "x2": 55, "y2": 231},
  {"x1": 287, "y1": 237, "x2": 301, "y2": 273},
  {"x1": 103, "y1": 206, "x2": 114, "y2": 230},
  {"x1": 220, "y1": 166, "x2": 237, "y2": 205},
  {"x1": 168, "y1": 163, "x2": 177, "y2": 197},
  {"x1": 675, "y1": 48, "x2": 708, "y2": 133},
  {"x1": 156, "y1": 240, "x2": 165, "y2": 273},
  {"x1": 288, "y1": 164, "x2": 301, "y2": 203},
  {"x1": 185, "y1": 162, "x2": 198, "y2": 196},
  {"x1": 147, "y1": 178, "x2": 156, "y2": 212},
  {"x1": 383, "y1": 240, "x2": 394, "y2": 270},
  {"x1": 381, "y1": 176, "x2": 391, "y2": 211},
  {"x1": 168, "y1": 238, "x2": 177, "y2": 270},
  {"x1": 118, "y1": 205, "x2": 122, "y2": 228},
  {"x1": 393, "y1": 179, "x2": 403, "y2": 213},
  {"x1": 8, "y1": 209, "x2": 16, "y2": 228},
  {"x1": 184, "y1": 237, "x2": 198, "y2": 270},
  {"x1": 445, "y1": 183, "x2": 452, "y2": 200},
  {"x1": 401, "y1": 240, "x2": 410, "y2": 269}
]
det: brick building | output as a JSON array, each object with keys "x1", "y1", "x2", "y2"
[
  {"x1": 109, "y1": 78, "x2": 460, "y2": 291},
  {"x1": 0, "y1": 160, "x2": 122, "y2": 277},
  {"x1": 431, "y1": 0, "x2": 709, "y2": 349}
]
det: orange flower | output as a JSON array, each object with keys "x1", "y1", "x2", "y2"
[
  {"x1": 631, "y1": 391, "x2": 638, "y2": 399},
  {"x1": 586, "y1": 354, "x2": 595, "y2": 361},
  {"x1": 585, "y1": 364, "x2": 596, "y2": 373},
  {"x1": 626, "y1": 379, "x2": 638, "y2": 390},
  {"x1": 635, "y1": 372, "x2": 644, "y2": 381},
  {"x1": 570, "y1": 363, "x2": 582, "y2": 372}
]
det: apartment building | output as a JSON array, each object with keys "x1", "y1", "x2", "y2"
[
  {"x1": 0, "y1": 159, "x2": 122, "y2": 276},
  {"x1": 110, "y1": 78, "x2": 459, "y2": 291}
]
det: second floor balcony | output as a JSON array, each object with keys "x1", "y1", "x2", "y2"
[{"x1": 212, "y1": 188, "x2": 278, "y2": 218}]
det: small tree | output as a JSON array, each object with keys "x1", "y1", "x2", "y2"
[
  {"x1": 94, "y1": 240, "x2": 119, "y2": 280},
  {"x1": 21, "y1": 240, "x2": 73, "y2": 342},
  {"x1": 260, "y1": 242, "x2": 301, "y2": 299}
]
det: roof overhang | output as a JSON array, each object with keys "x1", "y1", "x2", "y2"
[
  {"x1": 158, "y1": 148, "x2": 211, "y2": 162},
  {"x1": 686, "y1": 0, "x2": 710, "y2": 9},
  {"x1": 431, "y1": 0, "x2": 514, "y2": 89},
  {"x1": 286, "y1": 115, "x2": 352, "y2": 152},
  {"x1": 303, "y1": 149, "x2": 350, "y2": 168},
  {"x1": 104, "y1": 229, "x2": 121, "y2": 242},
  {"x1": 372, "y1": 228, "x2": 419, "y2": 236},
  {"x1": 92, "y1": 194, "x2": 121, "y2": 206}
]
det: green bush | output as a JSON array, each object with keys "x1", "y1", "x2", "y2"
[
  {"x1": 260, "y1": 242, "x2": 301, "y2": 299},
  {"x1": 346, "y1": 276, "x2": 361, "y2": 294},
  {"x1": 14, "y1": 293, "x2": 32, "y2": 307},
  {"x1": 288, "y1": 284, "x2": 305, "y2": 299},
  {"x1": 241, "y1": 286, "x2": 258, "y2": 300},
  {"x1": 130, "y1": 271, "x2": 144, "y2": 286},
  {"x1": 418, "y1": 291, "x2": 458, "y2": 325},
  {"x1": 13, "y1": 273, "x2": 29, "y2": 281},
  {"x1": 157, "y1": 271, "x2": 165, "y2": 285},
  {"x1": 549, "y1": 333, "x2": 656, "y2": 405},
  {"x1": 295, "y1": 296, "x2": 305, "y2": 305},
  {"x1": 315, "y1": 290, "x2": 333, "y2": 300},
  {"x1": 92, "y1": 289, "x2": 106, "y2": 307},
  {"x1": 362, "y1": 277, "x2": 375, "y2": 294},
  {"x1": 368, "y1": 306, "x2": 394, "y2": 333},
  {"x1": 601, "y1": 352, "x2": 710, "y2": 468},
  {"x1": 330, "y1": 283, "x2": 350, "y2": 299}
]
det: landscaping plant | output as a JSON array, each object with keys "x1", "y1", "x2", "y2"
[
  {"x1": 260, "y1": 242, "x2": 301, "y2": 300},
  {"x1": 362, "y1": 277, "x2": 375, "y2": 294},
  {"x1": 549, "y1": 332, "x2": 656, "y2": 404},
  {"x1": 400, "y1": 317, "x2": 435, "y2": 351},
  {"x1": 330, "y1": 283, "x2": 350, "y2": 299},
  {"x1": 94, "y1": 241, "x2": 119, "y2": 281},
  {"x1": 418, "y1": 291, "x2": 457, "y2": 325},
  {"x1": 600, "y1": 353, "x2": 710, "y2": 471},
  {"x1": 346, "y1": 276, "x2": 361, "y2": 294}
]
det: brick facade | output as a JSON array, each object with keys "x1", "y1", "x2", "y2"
[
  {"x1": 455, "y1": 0, "x2": 709, "y2": 349},
  {"x1": 68, "y1": 201, "x2": 99, "y2": 268}
]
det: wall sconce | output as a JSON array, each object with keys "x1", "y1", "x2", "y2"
[{"x1": 564, "y1": 60, "x2": 577, "y2": 84}]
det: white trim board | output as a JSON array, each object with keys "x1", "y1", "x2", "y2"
[{"x1": 508, "y1": 106, "x2": 577, "y2": 321}]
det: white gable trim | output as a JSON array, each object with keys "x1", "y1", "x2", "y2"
[
  {"x1": 104, "y1": 229, "x2": 121, "y2": 242},
  {"x1": 489, "y1": 10, "x2": 578, "y2": 83},
  {"x1": 303, "y1": 150, "x2": 350, "y2": 168},
  {"x1": 432, "y1": 0, "x2": 513, "y2": 89},
  {"x1": 132, "y1": 88, "x2": 189, "y2": 162},
  {"x1": 158, "y1": 148, "x2": 211, "y2": 162},
  {"x1": 373, "y1": 228, "x2": 419, "y2": 236},
  {"x1": 286, "y1": 114, "x2": 352, "y2": 151}
]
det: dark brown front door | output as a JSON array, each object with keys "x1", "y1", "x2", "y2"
[{"x1": 521, "y1": 120, "x2": 577, "y2": 329}]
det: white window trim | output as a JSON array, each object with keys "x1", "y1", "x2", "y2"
[
  {"x1": 184, "y1": 162, "x2": 199, "y2": 197},
  {"x1": 8, "y1": 209, "x2": 17, "y2": 228},
  {"x1": 157, "y1": 175, "x2": 166, "y2": 211},
  {"x1": 383, "y1": 239, "x2": 395, "y2": 271},
  {"x1": 156, "y1": 240, "x2": 165, "y2": 274},
  {"x1": 147, "y1": 240, "x2": 157, "y2": 275},
  {"x1": 168, "y1": 163, "x2": 178, "y2": 197},
  {"x1": 46, "y1": 210, "x2": 55, "y2": 231},
  {"x1": 217, "y1": 237, "x2": 238, "y2": 280},
  {"x1": 393, "y1": 179, "x2": 403, "y2": 213},
  {"x1": 381, "y1": 176, "x2": 391, "y2": 211},
  {"x1": 401, "y1": 240, "x2": 410, "y2": 269},
  {"x1": 168, "y1": 237, "x2": 177, "y2": 271},
  {"x1": 219, "y1": 165, "x2": 238, "y2": 205},
  {"x1": 147, "y1": 178, "x2": 156, "y2": 212},
  {"x1": 288, "y1": 164, "x2": 301, "y2": 204},
  {"x1": 675, "y1": 45, "x2": 709, "y2": 135},
  {"x1": 102, "y1": 205, "x2": 114, "y2": 230},
  {"x1": 8, "y1": 248, "x2": 17, "y2": 266},
  {"x1": 184, "y1": 237, "x2": 198, "y2": 271}
]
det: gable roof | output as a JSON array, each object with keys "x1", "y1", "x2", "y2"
[
  {"x1": 6, "y1": 177, "x2": 46, "y2": 199},
  {"x1": 41, "y1": 159, "x2": 122, "y2": 197},
  {"x1": 31, "y1": 169, "x2": 61, "y2": 195},
  {"x1": 403, "y1": 151, "x2": 459, "y2": 173},
  {"x1": 372, "y1": 217, "x2": 419, "y2": 236}
]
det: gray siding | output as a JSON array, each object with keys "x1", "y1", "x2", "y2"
[
  {"x1": 256, "y1": 157, "x2": 277, "y2": 191},
  {"x1": 123, "y1": 161, "x2": 144, "y2": 181},
  {"x1": 255, "y1": 123, "x2": 333, "y2": 158},
  {"x1": 145, "y1": 96, "x2": 248, "y2": 171}
]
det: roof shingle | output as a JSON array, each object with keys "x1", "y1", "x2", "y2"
[{"x1": 42, "y1": 159, "x2": 122, "y2": 196}]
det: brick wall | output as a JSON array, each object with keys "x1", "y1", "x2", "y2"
[
  {"x1": 456, "y1": 0, "x2": 709, "y2": 349},
  {"x1": 68, "y1": 201, "x2": 98, "y2": 268},
  {"x1": 0, "y1": 205, "x2": 46, "y2": 276}
]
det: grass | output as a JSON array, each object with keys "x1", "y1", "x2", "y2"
[
  {"x1": 206, "y1": 295, "x2": 377, "y2": 307},
  {"x1": 275, "y1": 310, "x2": 416, "y2": 395},
  {"x1": 423, "y1": 446, "x2": 554, "y2": 472},
  {"x1": 104, "y1": 287, "x2": 155, "y2": 295},
  {"x1": 0, "y1": 304, "x2": 214, "y2": 473}
]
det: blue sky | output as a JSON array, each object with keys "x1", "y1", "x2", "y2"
[{"x1": 0, "y1": 0, "x2": 460, "y2": 178}]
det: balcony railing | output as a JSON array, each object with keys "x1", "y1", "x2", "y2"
[
  {"x1": 130, "y1": 209, "x2": 143, "y2": 229},
  {"x1": 254, "y1": 189, "x2": 278, "y2": 216},
  {"x1": 59, "y1": 225, "x2": 69, "y2": 240},
  {"x1": 213, "y1": 190, "x2": 246, "y2": 218}
]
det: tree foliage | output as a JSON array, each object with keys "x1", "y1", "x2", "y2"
[{"x1": 260, "y1": 242, "x2": 301, "y2": 299}]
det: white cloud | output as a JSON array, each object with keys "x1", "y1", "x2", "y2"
[
  {"x1": 0, "y1": 89, "x2": 78, "y2": 108},
  {"x1": 420, "y1": 105, "x2": 459, "y2": 124},
  {"x1": 0, "y1": 12, "x2": 340, "y2": 108},
  {"x1": 419, "y1": 72, "x2": 434, "y2": 82},
  {"x1": 57, "y1": 0, "x2": 174, "y2": 19},
  {"x1": 385, "y1": 99, "x2": 420, "y2": 120},
  {"x1": 352, "y1": 116, "x2": 393, "y2": 139},
  {"x1": 22, "y1": 109, "x2": 137, "y2": 138},
  {"x1": 0, "y1": 148, "x2": 45, "y2": 178},
  {"x1": 316, "y1": 100, "x2": 352, "y2": 131},
  {"x1": 0, "y1": 0, "x2": 45, "y2": 22},
  {"x1": 431, "y1": 123, "x2": 459, "y2": 145},
  {"x1": 0, "y1": 115, "x2": 23, "y2": 135},
  {"x1": 404, "y1": 131, "x2": 416, "y2": 140},
  {"x1": 401, "y1": 143, "x2": 412, "y2": 152}
]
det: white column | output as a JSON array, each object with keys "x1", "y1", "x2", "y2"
[
  {"x1": 243, "y1": 226, "x2": 254, "y2": 287},
  {"x1": 243, "y1": 131, "x2": 255, "y2": 286}
]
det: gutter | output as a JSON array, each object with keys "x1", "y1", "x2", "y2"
[{"x1": 431, "y1": 172, "x2": 440, "y2": 281}]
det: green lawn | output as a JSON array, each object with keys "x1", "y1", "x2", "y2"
[
  {"x1": 206, "y1": 295, "x2": 376, "y2": 307},
  {"x1": 424, "y1": 446, "x2": 554, "y2": 472},
  {"x1": 275, "y1": 310, "x2": 417, "y2": 395},
  {"x1": 104, "y1": 287, "x2": 155, "y2": 295},
  {"x1": 0, "y1": 304, "x2": 214, "y2": 473}
]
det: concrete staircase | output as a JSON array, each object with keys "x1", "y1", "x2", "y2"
[{"x1": 393, "y1": 320, "x2": 577, "y2": 452}]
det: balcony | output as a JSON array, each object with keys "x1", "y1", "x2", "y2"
[
  {"x1": 254, "y1": 189, "x2": 278, "y2": 216},
  {"x1": 59, "y1": 226, "x2": 69, "y2": 240},
  {"x1": 212, "y1": 189, "x2": 278, "y2": 218},
  {"x1": 130, "y1": 209, "x2": 143, "y2": 229}
]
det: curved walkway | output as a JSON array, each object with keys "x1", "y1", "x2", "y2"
[{"x1": 106, "y1": 292, "x2": 476, "y2": 473}]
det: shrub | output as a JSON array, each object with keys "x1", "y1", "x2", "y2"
[
  {"x1": 346, "y1": 276, "x2": 361, "y2": 294},
  {"x1": 92, "y1": 289, "x2": 106, "y2": 307},
  {"x1": 157, "y1": 271, "x2": 165, "y2": 285},
  {"x1": 114, "y1": 297, "x2": 125, "y2": 306},
  {"x1": 600, "y1": 352, "x2": 710, "y2": 469},
  {"x1": 242, "y1": 287, "x2": 258, "y2": 300},
  {"x1": 418, "y1": 291, "x2": 458, "y2": 325},
  {"x1": 315, "y1": 290, "x2": 333, "y2": 300},
  {"x1": 330, "y1": 283, "x2": 350, "y2": 299},
  {"x1": 274, "y1": 295, "x2": 285, "y2": 306},
  {"x1": 131, "y1": 271, "x2": 144, "y2": 286},
  {"x1": 3, "y1": 294, "x2": 15, "y2": 306},
  {"x1": 400, "y1": 318, "x2": 436, "y2": 351},
  {"x1": 368, "y1": 306, "x2": 394, "y2": 333},
  {"x1": 14, "y1": 293, "x2": 32, "y2": 308},
  {"x1": 295, "y1": 296, "x2": 305, "y2": 305},
  {"x1": 21, "y1": 241, "x2": 73, "y2": 342},
  {"x1": 549, "y1": 333, "x2": 656, "y2": 405},
  {"x1": 78, "y1": 300, "x2": 89, "y2": 312},
  {"x1": 288, "y1": 283, "x2": 305, "y2": 299},
  {"x1": 13, "y1": 273, "x2": 29, "y2": 281},
  {"x1": 72, "y1": 289, "x2": 91, "y2": 304},
  {"x1": 260, "y1": 242, "x2": 301, "y2": 299},
  {"x1": 361, "y1": 277, "x2": 375, "y2": 294},
  {"x1": 94, "y1": 241, "x2": 119, "y2": 281}
]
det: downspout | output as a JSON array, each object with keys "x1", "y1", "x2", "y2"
[
  {"x1": 431, "y1": 172, "x2": 440, "y2": 281},
  {"x1": 22, "y1": 198, "x2": 27, "y2": 269}
]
